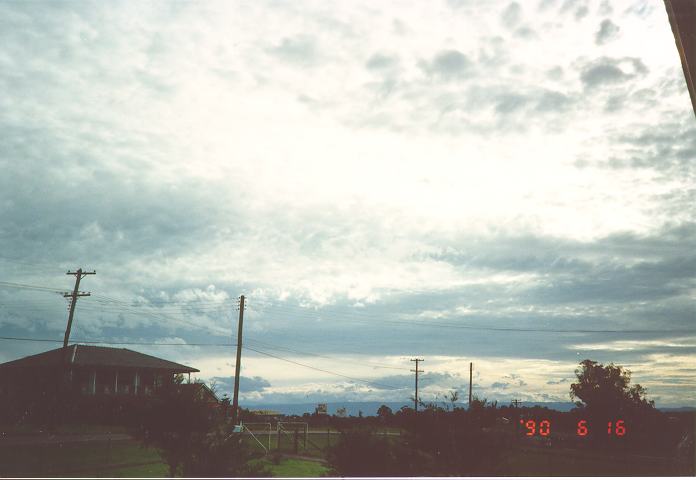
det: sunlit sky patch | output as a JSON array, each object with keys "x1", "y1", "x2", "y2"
[{"x1": 0, "y1": 0, "x2": 694, "y2": 408}]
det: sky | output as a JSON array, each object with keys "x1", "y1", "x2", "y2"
[{"x1": 0, "y1": 0, "x2": 694, "y2": 409}]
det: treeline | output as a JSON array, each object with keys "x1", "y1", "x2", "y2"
[{"x1": 317, "y1": 398, "x2": 693, "y2": 476}]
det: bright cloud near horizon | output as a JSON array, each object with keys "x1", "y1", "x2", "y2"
[{"x1": 1, "y1": 0, "x2": 694, "y2": 409}]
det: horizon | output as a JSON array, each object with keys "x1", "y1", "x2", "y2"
[{"x1": 1, "y1": 0, "x2": 695, "y2": 409}]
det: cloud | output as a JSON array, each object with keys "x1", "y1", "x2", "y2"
[
  {"x1": 500, "y1": 2, "x2": 522, "y2": 28},
  {"x1": 267, "y1": 35, "x2": 318, "y2": 65},
  {"x1": 0, "y1": 0, "x2": 693, "y2": 408},
  {"x1": 210, "y1": 375, "x2": 272, "y2": 395},
  {"x1": 366, "y1": 53, "x2": 399, "y2": 71},
  {"x1": 491, "y1": 382, "x2": 510, "y2": 389},
  {"x1": 421, "y1": 49, "x2": 471, "y2": 79},
  {"x1": 595, "y1": 19, "x2": 620, "y2": 45},
  {"x1": 574, "y1": 5, "x2": 589, "y2": 20},
  {"x1": 580, "y1": 57, "x2": 648, "y2": 88}
]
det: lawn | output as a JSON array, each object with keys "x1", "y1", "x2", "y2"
[
  {"x1": 252, "y1": 457, "x2": 331, "y2": 477},
  {"x1": 0, "y1": 434, "x2": 331, "y2": 478},
  {"x1": 0, "y1": 440, "x2": 164, "y2": 477},
  {"x1": 497, "y1": 445, "x2": 692, "y2": 476}
]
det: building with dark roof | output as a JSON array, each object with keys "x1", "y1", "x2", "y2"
[{"x1": 0, "y1": 344, "x2": 199, "y2": 399}]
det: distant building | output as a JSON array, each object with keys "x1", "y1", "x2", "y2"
[
  {"x1": 0, "y1": 344, "x2": 199, "y2": 400},
  {"x1": 246, "y1": 409, "x2": 282, "y2": 422}
]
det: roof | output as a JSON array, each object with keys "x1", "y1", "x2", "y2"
[
  {"x1": 665, "y1": 0, "x2": 696, "y2": 116},
  {"x1": 0, "y1": 345, "x2": 199, "y2": 373},
  {"x1": 179, "y1": 383, "x2": 219, "y2": 403}
]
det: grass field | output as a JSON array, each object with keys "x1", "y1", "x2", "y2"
[
  {"x1": 0, "y1": 439, "x2": 330, "y2": 478},
  {"x1": 2, "y1": 425, "x2": 689, "y2": 477},
  {"x1": 257, "y1": 457, "x2": 332, "y2": 477},
  {"x1": 0, "y1": 440, "x2": 164, "y2": 477},
  {"x1": 498, "y1": 445, "x2": 692, "y2": 476}
]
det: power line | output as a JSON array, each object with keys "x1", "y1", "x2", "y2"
[
  {"x1": 0, "y1": 336, "x2": 403, "y2": 390},
  {"x1": 0, "y1": 281, "x2": 65, "y2": 293},
  {"x1": 0, "y1": 335, "x2": 236, "y2": 347},
  {"x1": 242, "y1": 345, "x2": 402, "y2": 390},
  {"x1": 0, "y1": 335, "x2": 407, "y2": 372},
  {"x1": 247, "y1": 302, "x2": 696, "y2": 335},
  {"x1": 1, "y1": 291, "x2": 692, "y2": 335},
  {"x1": 243, "y1": 337, "x2": 411, "y2": 371},
  {"x1": 80, "y1": 297, "x2": 230, "y2": 336}
]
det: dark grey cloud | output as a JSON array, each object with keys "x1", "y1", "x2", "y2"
[
  {"x1": 580, "y1": 57, "x2": 648, "y2": 88},
  {"x1": 422, "y1": 49, "x2": 471, "y2": 79},
  {"x1": 366, "y1": 53, "x2": 399, "y2": 71},
  {"x1": 559, "y1": 0, "x2": 588, "y2": 16},
  {"x1": 267, "y1": 35, "x2": 318, "y2": 65},
  {"x1": 598, "y1": 0, "x2": 613, "y2": 15},
  {"x1": 624, "y1": 1, "x2": 655, "y2": 18},
  {"x1": 491, "y1": 381, "x2": 509, "y2": 389},
  {"x1": 546, "y1": 377, "x2": 569, "y2": 385},
  {"x1": 604, "y1": 94, "x2": 625, "y2": 112},
  {"x1": 575, "y1": 5, "x2": 589, "y2": 20},
  {"x1": 514, "y1": 26, "x2": 537, "y2": 39},
  {"x1": 495, "y1": 93, "x2": 527, "y2": 113},
  {"x1": 0, "y1": 126, "x2": 240, "y2": 267},
  {"x1": 607, "y1": 116, "x2": 696, "y2": 177},
  {"x1": 500, "y1": 2, "x2": 522, "y2": 28},
  {"x1": 462, "y1": 85, "x2": 573, "y2": 120},
  {"x1": 595, "y1": 19, "x2": 620, "y2": 45}
]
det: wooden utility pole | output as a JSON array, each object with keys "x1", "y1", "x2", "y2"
[
  {"x1": 468, "y1": 362, "x2": 473, "y2": 405},
  {"x1": 512, "y1": 398, "x2": 521, "y2": 436},
  {"x1": 231, "y1": 295, "x2": 245, "y2": 425},
  {"x1": 63, "y1": 268, "x2": 95, "y2": 349},
  {"x1": 410, "y1": 358, "x2": 424, "y2": 412}
]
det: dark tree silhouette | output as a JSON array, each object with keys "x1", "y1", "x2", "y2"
[
  {"x1": 570, "y1": 359, "x2": 655, "y2": 414},
  {"x1": 377, "y1": 404, "x2": 393, "y2": 421},
  {"x1": 134, "y1": 376, "x2": 265, "y2": 477},
  {"x1": 569, "y1": 359, "x2": 667, "y2": 452}
]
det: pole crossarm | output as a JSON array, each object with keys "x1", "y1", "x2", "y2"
[{"x1": 62, "y1": 268, "x2": 95, "y2": 350}]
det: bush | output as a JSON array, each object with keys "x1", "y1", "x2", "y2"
[
  {"x1": 133, "y1": 380, "x2": 266, "y2": 477},
  {"x1": 327, "y1": 428, "x2": 435, "y2": 476}
]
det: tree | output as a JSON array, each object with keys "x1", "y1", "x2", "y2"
[
  {"x1": 570, "y1": 359, "x2": 655, "y2": 415},
  {"x1": 134, "y1": 377, "x2": 264, "y2": 477},
  {"x1": 377, "y1": 404, "x2": 393, "y2": 421},
  {"x1": 327, "y1": 428, "x2": 434, "y2": 476}
]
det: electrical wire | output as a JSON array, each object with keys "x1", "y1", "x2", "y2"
[
  {"x1": 0, "y1": 336, "x2": 404, "y2": 389},
  {"x1": 242, "y1": 345, "x2": 402, "y2": 390},
  {"x1": 0, "y1": 335, "x2": 235, "y2": 347},
  {"x1": 243, "y1": 337, "x2": 411, "y2": 371},
  {"x1": 0, "y1": 281, "x2": 66, "y2": 294}
]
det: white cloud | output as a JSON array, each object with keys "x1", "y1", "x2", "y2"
[{"x1": 1, "y1": 0, "x2": 694, "y2": 406}]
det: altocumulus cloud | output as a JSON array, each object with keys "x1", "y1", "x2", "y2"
[{"x1": 0, "y1": 0, "x2": 694, "y2": 408}]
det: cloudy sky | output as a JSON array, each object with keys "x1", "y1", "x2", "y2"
[{"x1": 1, "y1": 0, "x2": 694, "y2": 408}]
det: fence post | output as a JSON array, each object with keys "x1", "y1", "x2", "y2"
[{"x1": 294, "y1": 428, "x2": 299, "y2": 454}]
